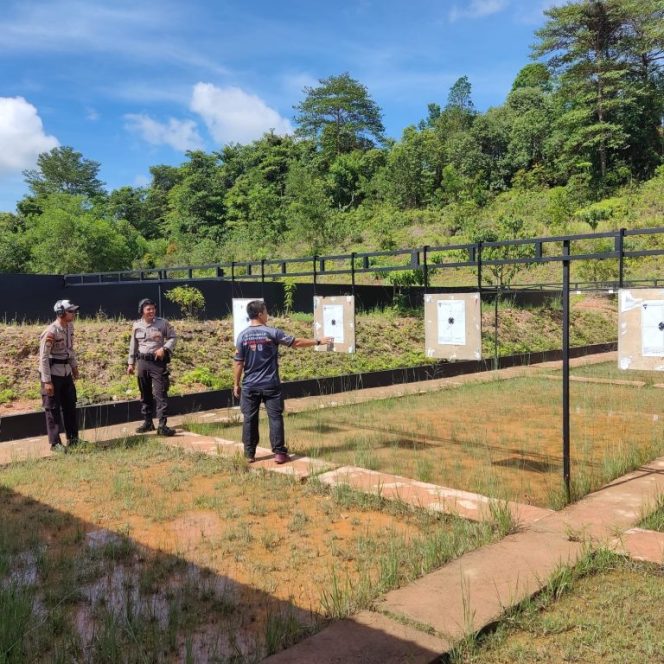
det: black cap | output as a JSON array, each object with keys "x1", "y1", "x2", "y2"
[{"x1": 138, "y1": 298, "x2": 156, "y2": 315}]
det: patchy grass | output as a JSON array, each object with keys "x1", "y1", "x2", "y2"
[
  {"x1": 640, "y1": 495, "x2": 664, "y2": 532},
  {"x1": 0, "y1": 438, "x2": 497, "y2": 661},
  {"x1": 0, "y1": 296, "x2": 617, "y2": 414},
  {"x1": 447, "y1": 551, "x2": 664, "y2": 663},
  {"x1": 196, "y1": 363, "x2": 664, "y2": 508}
]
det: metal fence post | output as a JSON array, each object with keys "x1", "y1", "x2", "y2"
[
  {"x1": 476, "y1": 241, "x2": 483, "y2": 292},
  {"x1": 618, "y1": 227, "x2": 626, "y2": 289},
  {"x1": 562, "y1": 239, "x2": 571, "y2": 501},
  {"x1": 422, "y1": 245, "x2": 429, "y2": 290},
  {"x1": 494, "y1": 286, "x2": 500, "y2": 371},
  {"x1": 351, "y1": 252, "x2": 356, "y2": 297},
  {"x1": 260, "y1": 259, "x2": 265, "y2": 299},
  {"x1": 312, "y1": 255, "x2": 318, "y2": 298}
]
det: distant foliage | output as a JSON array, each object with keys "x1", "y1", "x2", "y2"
[
  {"x1": 2, "y1": 0, "x2": 662, "y2": 275},
  {"x1": 165, "y1": 286, "x2": 206, "y2": 319}
]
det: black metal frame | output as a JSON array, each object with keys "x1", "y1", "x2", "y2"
[{"x1": 63, "y1": 225, "x2": 664, "y2": 500}]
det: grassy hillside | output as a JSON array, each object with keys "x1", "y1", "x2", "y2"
[{"x1": 0, "y1": 296, "x2": 617, "y2": 415}]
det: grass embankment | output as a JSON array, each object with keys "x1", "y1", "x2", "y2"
[
  {"x1": 448, "y1": 551, "x2": 664, "y2": 664},
  {"x1": 0, "y1": 296, "x2": 616, "y2": 413},
  {"x1": 0, "y1": 438, "x2": 501, "y2": 661}
]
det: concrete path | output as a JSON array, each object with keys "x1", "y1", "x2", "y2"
[
  {"x1": 316, "y1": 466, "x2": 552, "y2": 525},
  {"x1": 264, "y1": 456, "x2": 664, "y2": 664}
]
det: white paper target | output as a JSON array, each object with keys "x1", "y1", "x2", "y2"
[
  {"x1": 641, "y1": 300, "x2": 664, "y2": 357},
  {"x1": 232, "y1": 298, "x2": 262, "y2": 345},
  {"x1": 437, "y1": 299, "x2": 466, "y2": 345},
  {"x1": 323, "y1": 304, "x2": 345, "y2": 343}
]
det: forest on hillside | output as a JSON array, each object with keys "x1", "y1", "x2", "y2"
[{"x1": 0, "y1": 0, "x2": 662, "y2": 276}]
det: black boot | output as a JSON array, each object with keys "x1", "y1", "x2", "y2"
[
  {"x1": 136, "y1": 420, "x2": 155, "y2": 434},
  {"x1": 157, "y1": 421, "x2": 176, "y2": 436}
]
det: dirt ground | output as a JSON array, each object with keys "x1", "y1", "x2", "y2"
[{"x1": 0, "y1": 440, "x2": 493, "y2": 661}]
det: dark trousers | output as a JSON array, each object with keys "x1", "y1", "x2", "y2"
[
  {"x1": 240, "y1": 387, "x2": 287, "y2": 458},
  {"x1": 41, "y1": 374, "x2": 78, "y2": 446},
  {"x1": 136, "y1": 359, "x2": 170, "y2": 424}
]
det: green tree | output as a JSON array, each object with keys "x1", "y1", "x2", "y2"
[
  {"x1": 24, "y1": 194, "x2": 133, "y2": 273},
  {"x1": 470, "y1": 215, "x2": 536, "y2": 287},
  {"x1": 326, "y1": 149, "x2": 385, "y2": 210},
  {"x1": 284, "y1": 161, "x2": 331, "y2": 254},
  {"x1": 533, "y1": 0, "x2": 663, "y2": 183},
  {"x1": 138, "y1": 164, "x2": 184, "y2": 242},
  {"x1": 166, "y1": 151, "x2": 227, "y2": 243},
  {"x1": 106, "y1": 186, "x2": 159, "y2": 239},
  {"x1": 222, "y1": 133, "x2": 301, "y2": 254},
  {"x1": 0, "y1": 213, "x2": 29, "y2": 272},
  {"x1": 23, "y1": 146, "x2": 106, "y2": 199},
  {"x1": 504, "y1": 84, "x2": 556, "y2": 175},
  {"x1": 511, "y1": 63, "x2": 552, "y2": 92},
  {"x1": 294, "y1": 73, "x2": 385, "y2": 157},
  {"x1": 381, "y1": 126, "x2": 441, "y2": 208}
]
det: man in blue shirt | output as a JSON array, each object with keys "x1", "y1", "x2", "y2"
[{"x1": 233, "y1": 300, "x2": 333, "y2": 464}]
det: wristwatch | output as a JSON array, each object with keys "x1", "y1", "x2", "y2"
[{"x1": 315, "y1": 338, "x2": 321, "y2": 345}]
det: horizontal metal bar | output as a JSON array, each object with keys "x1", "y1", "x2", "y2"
[{"x1": 63, "y1": 224, "x2": 664, "y2": 286}]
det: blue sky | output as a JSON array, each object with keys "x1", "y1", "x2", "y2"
[{"x1": 0, "y1": 0, "x2": 557, "y2": 212}]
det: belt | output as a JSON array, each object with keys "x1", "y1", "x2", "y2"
[
  {"x1": 137, "y1": 353, "x2": 161, "y2": 361},
  {"x1": 49, "y1": 358, "x2": 70, "y2": 365}
]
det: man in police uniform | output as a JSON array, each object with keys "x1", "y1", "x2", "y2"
[
  {"x1": 39, "y1": 299, "x2": 80, "y2": 452},
  {"x1": 127, "y1": 298, "x2": 177, "y2": 436}
]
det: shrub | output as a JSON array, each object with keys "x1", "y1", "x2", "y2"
[{"x1": 165, "y1": 286, "x2": 205, "y2": 319}]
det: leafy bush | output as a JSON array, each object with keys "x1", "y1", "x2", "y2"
[
  {"x1": 165, "y1": 286, "x2": 205, "y2": 319},
  {"x1": 283, "y1": 278, "x2": 297, "y2": 314},
  {"x1": 180, "y1": 367, "x2": 223, "y2": 389}
]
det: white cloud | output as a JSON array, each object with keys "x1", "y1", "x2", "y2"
[
  {"x1": 124, "y1": 113, "x2": 203, "y2": 151},
  {"x1": 190, "y1": 82, "x2": 293, "y2": 145},
  {"x1": 0, "y1": 97, "x2": 59, "y2": 177},
  {"x1": 0, "y1": 0, "x2": 227, "y2": 75},
  {"x1": 449, "y1": 0, "x2": 508, "y2": 22}
]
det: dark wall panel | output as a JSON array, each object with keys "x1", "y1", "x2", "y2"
[
  {"x1": 0, "y1": 342, "x2": 616, "y2": 443},
  {"x1": 0, "y1": 272, "x2": 564, "y2": 322}
]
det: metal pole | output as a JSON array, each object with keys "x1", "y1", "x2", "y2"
[
  {"x1": 494, "y1": 286, "x2": 499, "y2": 371},
  {"x1": 422, "y1": 245, "x2": 429, "y2": 290},
  {"x1": 231, "y1": 261, "x2": 236, "y2": 298},
  {"x1": 618, "y1": 227, "x2": 626, "y2": 289},
  {"x1": 476, "y1": 241, "x2": 483, "y2": 292},
  {"x1": 351, "y1": 252, "x2": 356, "y2": 298},
  {"x1": 562, "y1": 239, "x2": 571, "y2": 501},
  {"x1": 312, "y1": 255, "x2": 318, "y2": 298},
  {"x1": 158, "y1": 284, "x2": 163, "y2": 316},
  {"x1": 260, "y1": 259, "x2": 265, "y2": 300}
]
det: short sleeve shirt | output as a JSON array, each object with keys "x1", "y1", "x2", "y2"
[{"x1": 235, "y1": 325, "x2": 295, "y2": 389}]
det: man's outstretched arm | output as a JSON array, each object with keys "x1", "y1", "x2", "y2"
[{"x1": 291, "y1": 336, "x2": 334, "y2": 349}]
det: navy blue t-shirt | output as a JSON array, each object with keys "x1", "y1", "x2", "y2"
[{"x1": 235, "y1": 324, "x2": 295, "y2": 389}]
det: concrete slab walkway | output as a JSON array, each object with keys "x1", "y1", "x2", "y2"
[
  {"x1": 264, "y1": 456, "x2": 664, "y2": 664},
  {"x1": 317, "y1": 466, "x2": 553, "y2": 525}
]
